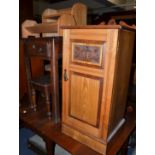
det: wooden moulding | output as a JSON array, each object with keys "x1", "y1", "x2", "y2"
[
  {"x1": 61, "y1": 25, "x2": 136, "y2": 31},
  {"x1": 62, "y1": 124, "x2": 107, "y2": 155},
  {"x1": 61, "y1": 27, "x2": 135, "y2": 154},
  {"x1": 62, "y1": 118, "x2": 125, "y2": 154}
]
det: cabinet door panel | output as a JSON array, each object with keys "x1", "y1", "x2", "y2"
[
  {"x1": 63, "y1": 71, "x2": 104, "y2": 138},
  {"x1": 62, "y1": 29, "x2": 108, "y2": 139},
  {"x1": 72, "y1": 43, "x2": 103, "y2": 66},
  {"x1": 70, "y1": 72, "x2": 102, "y2": 127},
  {"x1": 71, "y1": 41, "x2": 105, "y2": 68}
]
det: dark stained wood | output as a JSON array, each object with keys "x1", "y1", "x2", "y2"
[
  {"x1": 19, "y1": 40, "x2": 27, "y2": 99},
  {"x1": 50, "y1": 38, "x2": 62, "y2": 123},
  {"x1": 107, "y1": 111, "x2": 135, "y2": 155},
  {"x1": 19, "y1": 0, "x2": 33, "y2": 38},
  {"x1": 23, "y1": 37, "x2": 62, "y2": 122},
  {"x1": 20, "y1": 40, "x2": 44, "y2": 100},
  {"x1": 20, "y1": 100, "x2": 135, "y2": 155},
  {"x1": 45, "y1": 139, "x2": 55, "y2": 155}
]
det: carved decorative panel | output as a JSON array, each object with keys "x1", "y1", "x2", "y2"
[{"x1": 71, "y1": 42, "x2": 104, "y2": 67}]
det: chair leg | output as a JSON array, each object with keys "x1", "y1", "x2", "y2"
[
  {"x1": 31, "y1": 88, "x2": 37, "y2": 111},
  {"x1": 45, "y1": 89, "x2": 51, "y2": 119}
]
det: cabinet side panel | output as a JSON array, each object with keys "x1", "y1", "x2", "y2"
[{"x1": 108, "y1": 30, "x2": 135, "y2": 135}]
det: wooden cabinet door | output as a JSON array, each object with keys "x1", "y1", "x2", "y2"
[{"x1": 62, "y1": 29, "x2": 109, "y2": 139}]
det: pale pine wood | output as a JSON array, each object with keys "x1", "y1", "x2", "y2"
[
  {"x1": 57, "y1": 14, "x2": 76, "y2": 35},
  {"x1": 62, "y1": 29, "x2": 108, "y2": 140},
  {"x1": 62, "y1": 29, "x2": 70, "y2": 123},
  {"x1": 101, "y1": 29, "x2": 119, "y2": 141},
  {"x1": 62, "y1": 124, "x2": 107, "y2": 155},
  {"x1": 108, "y1": 30, "x2": 135, "y2": 135},
  {"x1": 69, "y1": 64, "x2": 105, "y2": 78},
  {"x1": 70, "y1": 73, "x2": 100, "y2": 126},
  {"x1": 21, "y1": 2, "x2": 87, "y2": 38},
  {"x1": 42, "y1": 8, "x2": 58, "y2": 23},
  {"x1": 71, "y1": 2, "x2": 87, "y2": 25},
  {"x1": 61, "y1": 25, "x2": 135, "y2": 31},
  {"x1": 70, "y1": 29, "x2": 107, "y2": 41},
  {"x1": 41, "y1": 9, "x2": 59, "y2": 37},
  {"x1": 43, "y1": 8, "x2": 72, "y2": 19},
  {"x1": 26, "y1": 22, "x2": 58, "y2": 33},
  {"x1": 62, "y1": 26, "x2": 135, "y2": 154},
  {"x1": 22, "y1": 20, "x2": 40, "y2": 38},
  {"x1": 61, "y1": 25, "x2": 121, "y2": 29}
]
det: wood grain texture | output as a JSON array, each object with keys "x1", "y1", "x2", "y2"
[
  {"x1": 70, "y1": 72, "x2": 101, "y2": 126},
  {"x1": 62, "y1": 124, "x2": 107, "y2": 154},
  {"x1": 62, "y1": 27, "x2": 135, "y2": 154},
  {"x1": 71, "y1": 2, "x2": 87, "y2": 25},
  {"x1": 70, "y1": 29, "x2": 107, "y2": 41},
  {"x1": 100, "y1": 29, "x2": 119, "y2": 141},
  {"x1": 23, "y1": 37, "x2": 62, "y2": 122},
  {"x1": 21, "y1": 3, "x2": 87, "y2": 38},
  {"x1": 21, "y1": 20, "x2": 40, "y2": 38},
  {"x1": 26, "y1": 22, "x2": 58, "y2": 34},
  {"x1": 62, "y1": 29, "x2": 107, "y2": 140},
  {"x1": 20, "y1": 96, "x2": 135, "y2": 155},
  {"x1": 108, "y1": 29, "x2": 135, "y2": 135},
  {"x1": 58, "y1": 14, "x2": 76, "y2": 35},
  {"x1": 61, "y1": 25, "x2": 136, "y2": 31}
]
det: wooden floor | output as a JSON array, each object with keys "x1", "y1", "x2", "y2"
[{"x1": 20, "y1": 96, "x2": 136, "y2": 155}]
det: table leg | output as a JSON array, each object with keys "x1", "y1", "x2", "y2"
[{"x1": 45, "y1": 139, "x2": 55, "y2": 155}]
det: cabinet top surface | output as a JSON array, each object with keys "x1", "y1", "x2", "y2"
[
  {"x1": 21, "y1": 36, "x2": 62, "y2": 41},
  {"x1": 61, "y1": 25, "x2": 136, "y2": 31}
]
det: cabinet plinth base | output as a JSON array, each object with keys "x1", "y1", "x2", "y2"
[
  {"x1": 62, "y1": 124, "x2": 107, "y2": 155},
  {"x1": 62, "y1": 118, "x2": 126, "y2": 155}
]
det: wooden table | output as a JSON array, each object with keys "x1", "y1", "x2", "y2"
[{"x1": 20, "y1": 100, "x2": 135, "y2": 155}]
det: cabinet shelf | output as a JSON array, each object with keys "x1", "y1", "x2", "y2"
[{"x1": 26, "y1": 23, "x2": 58, "y2": 34}]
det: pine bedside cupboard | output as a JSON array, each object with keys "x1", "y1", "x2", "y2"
[{"x1": 61, "y1": 25, "x2": 135, "y2": 154}]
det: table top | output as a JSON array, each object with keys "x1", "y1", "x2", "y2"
[{"x1": 20, "y1": 99, "x2": 135, "y2": 155}]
